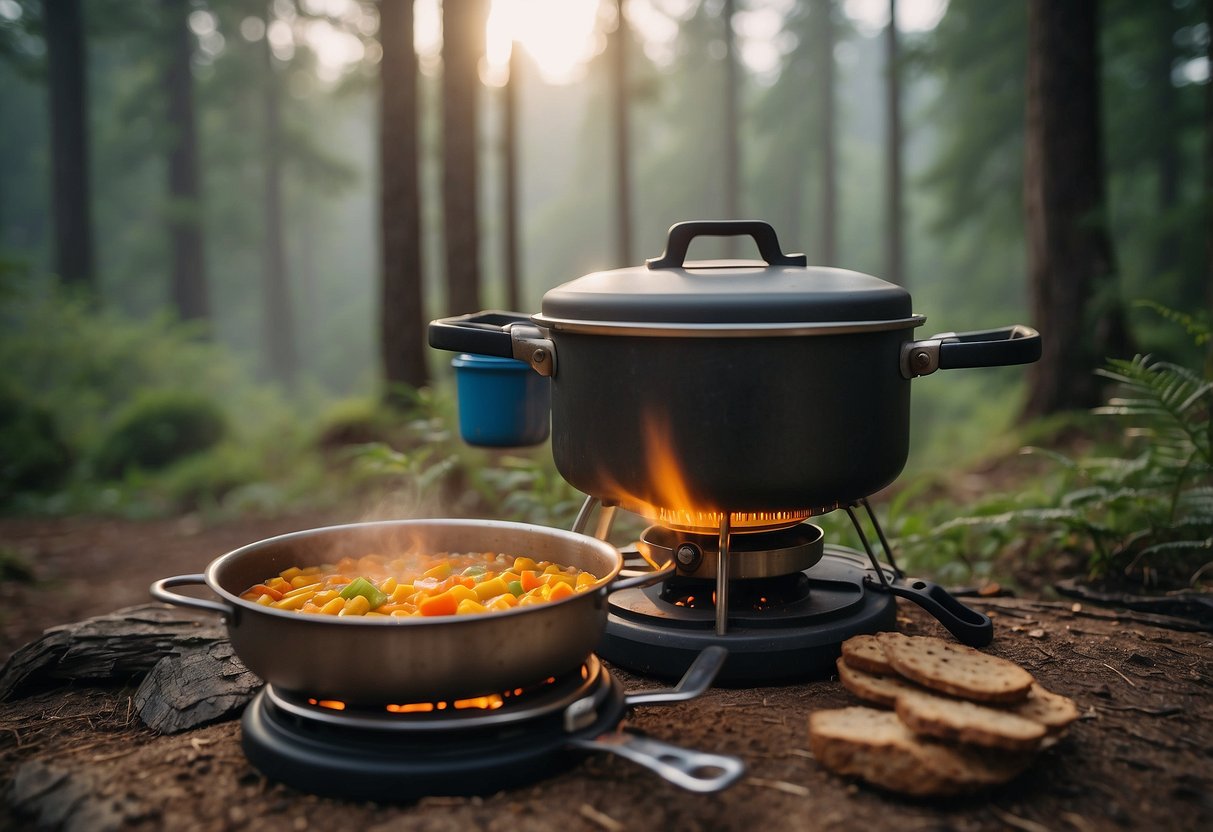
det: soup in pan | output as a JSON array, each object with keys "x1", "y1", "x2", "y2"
[{"x1": 240, "y1": 552, "x2": 601, "y2": 618}]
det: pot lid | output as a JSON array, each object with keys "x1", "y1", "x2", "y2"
[{"x1": 537, "y1": 221, "x2": 914, "y2": 329}]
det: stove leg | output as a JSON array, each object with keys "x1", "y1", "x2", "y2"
[
  {"x1": 571, "y1": 496, "x2": 599, "y2": 535},
  {"x1": 715, "y1": 514, "x2": 731, "y2": 636}
]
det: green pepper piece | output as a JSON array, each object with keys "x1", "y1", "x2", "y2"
[
  {"x1": 340, "y1": 577, "x2": 389, "y2": 610},
  {"x1": 507, "y1": 580, "x2": 524, "y2": 597}
]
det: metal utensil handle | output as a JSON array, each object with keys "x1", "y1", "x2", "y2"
[
  {"x1": 624, "y1": 645, "x2": 729, "y2": 707},
  {"x1": 646, "y1": 220, "x2": 808, "y2": 269},
  {"x1": 150, "y1": 574, "x2": 233, "y2": 617},
  {"x1": 427, "y1": 310, "x2": 531, "y2": 358},
  {"x1": 567, "y1": 732, "x2": 745, "y2": 793}
]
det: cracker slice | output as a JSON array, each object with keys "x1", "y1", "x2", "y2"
[
  {"x1": 1011, "y1": 683, "x2": 1080, "y2": 733},
  {"x1": 894, "y1": 687, "x2": 1047, "y2": 752},
  {"x1": 808, "y1": 707, "x2": 1032, "y2": 797},
  {"x1": 876, "y1": 633, "x2": 1034, "y2": 704},
  {"x1": 840, "y1": 634, "x2": 896, "y2": 675},
  {"x1": 836, "y1": 657, "x2": 919, "y2": 708}
]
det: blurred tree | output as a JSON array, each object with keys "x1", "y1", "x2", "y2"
[
  {"x1": 884, "y1": 0, "x2": 903, "y2": 286},
  {"x1": 161, "y1": 0, "x2": 209, "y2": 325},
  {"x1": 44, "y1": 0, "x2": 94, "y2": 289},
  {"x1": 259, "y1": 3, "x2": 297, "y2": 386},
  {"x1": 608, "y1": 0, "x2": 632, "y2": 266},
  {"x1": 441, "y1": 0, "x2": 487, "y2": 315},
  {"x1": 722, "y1": 0, "x2": 739, "y2": 248},
  {"x1": 503, "y1": 43, "x2": 521, "y2": 307},
  {"x1": 811, "y1": 0, "x2": 836, "y2": 265},
  {"x1": 1023, "y1": 0, "x2": 1129, "y2": 417},
  {"x1": 379, "y1": 0, "x2": 428, "y2": 394}
]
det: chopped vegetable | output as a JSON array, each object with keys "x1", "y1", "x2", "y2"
[
  {"x1": 241, "y1": 551, "x2": 600, "y2": 619},
  {"x1": 339, "y1": 577, "x2": 389, "y2": 610}
]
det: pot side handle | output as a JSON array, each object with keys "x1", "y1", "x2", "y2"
[
  {"x1": 646, "y1": 220, "x2": 807, "y2": 269},
  {"x1": 427, "y1": 310, "x2": 529, "y2": 358},
  {"x1": 428, "y1": 311, "x2": 557, "y2": 377},
  {"x1": 150, "y1": 574, "x2": 234, "y2": 617},
  {"x1": 901, "y1": 324, "x2": 1041, "y2": 378}
]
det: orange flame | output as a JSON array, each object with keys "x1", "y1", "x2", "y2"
[{"x1": 602, "y1": 414, "x2": 818, "y2": 532}]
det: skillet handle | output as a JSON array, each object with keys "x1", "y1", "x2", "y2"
[
  {"x1": 901, "y1": 324, "x2": 1041, "y2": 378},
  {"x1": 646, "y1": 220, "x2": 807, "y2": 269},
  {"x1": 150, "y1": 574, "x2": 234, "y2": 617},
  {"x1": 603, "y1": 559, "x2": 676, "y2": 595},
  {"x1": 567, "y1": 732, "x2": 745, "y2": 793}
]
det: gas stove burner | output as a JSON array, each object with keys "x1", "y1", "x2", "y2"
[
  {"x1": 639, "y1": 522, "x2": 824, "y2": 579},
  {"x1": 601, "y1": 546, "x2": 898, "y2": 684},
  {"x1": 240, "y1": 649, "x2": 745, "y2": 801},
  {"x1": 647, "y1": 506, "x2": 822, "y2": 534}
]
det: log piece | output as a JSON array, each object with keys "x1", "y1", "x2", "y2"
[
  {"x1": 6, "y1": 759, "x2": 139, "y2": 832},
  {"x1": 133, "y1": 639, "x2": 262, "y2": 734},
  {"x1": 0, "y1": 603, "x2": 229, "y2": 700}
]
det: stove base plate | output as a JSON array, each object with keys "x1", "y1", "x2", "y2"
[
  {"x1": 600, "y1": 547, "x2": 897, "y2": 684},
  {"x1": 241, "y1": 674, "x2": 626, "y2": 801}
]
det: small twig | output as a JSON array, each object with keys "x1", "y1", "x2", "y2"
[
  {"x1": 746, "y1": 777, "x2": 811, "y2": 797},
  {"x1": 578, "y1": 803, "x2": 625, "y2": 832},
  {"x1": 991, "y1": 807, "x2": 1054, "y2": 832},
  {"x1": 785, "y1": 748, "x2": 814, "y2": 759},
  {"x1": 1102, "y1": 662, "x2": 1137, "y2": 687},
  {"x1": 89, "y1": 747, "x2": 141, "y2": 763},
  {"x1": 1096, "y1": 703, "x2": 1182, "y2": 716}
]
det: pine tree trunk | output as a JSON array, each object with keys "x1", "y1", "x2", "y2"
[
  {"x1": 723, "y1": 0, "x2": 740, "y2": 255},
  {"x1": 441, "y1": 0, "x2": 486, "y2": 316},
  {"x1": 44, "y1": 0, "x2": 94, "y2": 289},
  {"x1": 1205, "y1": 0, "x2": 1213, "y2": 380},
  {"x1": 261, "y1": 18, "x2": 297, "y2": 385},
  {"x1": 1022, "y1": 0, "x2": 1127, "y2": 418},
  {"x1": 884, "y1": 0, "x2": 904, "y2": 286},
  {"x1": 162, "y1": 0, "x2": 209, "y2": 325},
  {"x1": 610, "y1": 0, "x2": 633, "y2": 266},
  {"x1": 813, "y1": 0, "x2": 837, "y2": 265},
  {"x1": 503, "y1": 44, "x2": 522, "y2": 309},
  {"x1": 379, "y1": 0, "x2": 428, "y2": 395}
]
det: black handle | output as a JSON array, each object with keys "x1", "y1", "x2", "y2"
[
  {"x1": 428, "y1": 310, "x2": 531, "y2": 358},
  {"x1": 938, "y1": 325, "x2": 1041, "y2": 370},
  {"x1": 646, "y1": 220, "x2": 807, "y2": 269},
  {"x1": 881, "y1": 576, "x2": 993, "y2": 647}
]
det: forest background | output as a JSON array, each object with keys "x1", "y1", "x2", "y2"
[{"x1": 1, "y1": 0, "x2": 1210, "y2": 594}]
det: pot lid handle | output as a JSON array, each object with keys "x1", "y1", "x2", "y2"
[{"x1": 646, "y1": 220, "x2": 808, "y2": 270}]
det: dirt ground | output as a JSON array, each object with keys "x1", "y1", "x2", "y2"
[{"x1": 1, "y1": 513, "x2": 1211, "y2": 831}]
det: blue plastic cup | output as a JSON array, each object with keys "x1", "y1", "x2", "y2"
[{"x1": 451, "y1": 354, "x2": 551, "y2": 447}]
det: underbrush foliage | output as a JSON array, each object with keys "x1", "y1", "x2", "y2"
[
  {"x1": 892, "y1": 347, "x2": 1212, "y2": 590},
  {"x1": 0, "y1": 277, "x2": 315, "y2": 517}
]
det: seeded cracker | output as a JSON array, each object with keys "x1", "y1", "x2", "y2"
[
  {"x1": 836, "y1": 657, "x2": 919, "y2": 708},
  {"x1": 875, "y1": 632, "x2": 1034, "y2": 704},
  {"x1": 894, "y1": 687, "x2": 1048, "y2": 752},
  {"x1": 840, "y1": 634, "x2": 896, "y2": 675}
]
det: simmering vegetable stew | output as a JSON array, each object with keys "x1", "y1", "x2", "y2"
[{"x1": 240, "y1": 552, "x2": 601, "y2": 617}]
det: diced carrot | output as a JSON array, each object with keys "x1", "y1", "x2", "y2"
[
  {"x1": 248, "y1": 583, "x2": 284, "y2": 601},
  {"x1": 547, "y1": 582, "x2": 575, "y2": 602},
  {"x1": 419, "y1": 592, "x2": 459, "y2": 616},
  {"x1": 520, "y1": 570, "x2": 542, "y2": 591}
]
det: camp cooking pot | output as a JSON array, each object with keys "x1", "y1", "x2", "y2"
[
  {"x1": 150, "y1": 519, "x2": 671, "y2": 703},
  {"x1": 429, "y1": 220, "x2": 1040, "y2": 518}
]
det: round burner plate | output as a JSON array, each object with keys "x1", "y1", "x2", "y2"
[{"x1": 600, "y1": 547, "x2": 896, "y2": 684}]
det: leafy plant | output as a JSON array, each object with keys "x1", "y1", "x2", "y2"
[
  {"x1": 893, "y1": 348, "x2": 1212, "y2": 589},
  {"x1": 92, "y1": 389, "x2": 228, "y2": 478}
]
